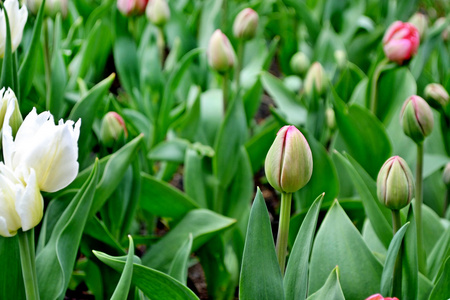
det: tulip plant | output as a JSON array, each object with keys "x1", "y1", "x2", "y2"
[{"x1": 0, "y1": 0, "x2": 449, "y2": 299}]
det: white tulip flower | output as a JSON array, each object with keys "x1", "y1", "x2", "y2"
[
  {"x1": 3, "y1": 105, "x2": 81, "y2": 193},
  {"x1": 0, "y1": 0, "x2": 28, "y2": 57},
  {"x1": 0, "y1": 164, "x2": 43, "y2": 237},
  {"x1": 0, "y1": 87, "x2": 23, "y2": 135}
]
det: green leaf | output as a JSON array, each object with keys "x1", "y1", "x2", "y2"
[
  {"x1": 284, "y1": 193, "x2": 324, "y2": 300},
  {"x1": 168, "y1": 233, "x2": 193, "y2": 285},
  {"x1": 260, "y1": 72, "x2": 307, "y2": 126},
  {"x1": 332, "y1": 90, "x2": 392, "y2": 178},
  {"x1": 83, "y1": 217, "x2": 126, "y2": 255},
  {"x1": 183, "y1": 148, "x2": 208, "y2": 208},
  {"x1": 0, "y1": 2, "x2": 15, "y2": 91},
  {"x1": 93, "y1": 251, "x2": 199, "y2": 300},
  {"x1": 142, "y1": 209, "x2": 236, "y2": 272},
  {"x1": 427, "y1": 227, "x2": 450, "y2": 282},
  {"x1": 113, "y1": 36, "x2": 140, "y2": 97},
  {"x1": 422, "y1": 205, "x2": 445, "y2": 257},
  {"x1": 283, "y1": 0, "x2": 320, "y2": 43},
  {"x1": 18, "y1": 0, "x2": 46, "y2": 99},
  {"x1": 402, "y1": 205, "x2": 418, "y2": 299},
  {"x1": 36, "y1": 159, "x2": 99, "y2": 300},
  {"x1": 380, "y1": 222, "x2": 410, "y2": 296},
  {"x1": 140, "y1": 173, "x2": 198, "y2": 219},
  {"x1": 428, "y1": 256, "x2": 450, "y2": 300},
  {"x1": 111, "y1": 235, "x2": 134, "y2": 300},
  {"x1": 239, "y1": 188, "x2": 284, "y2": 300},
  {"x1": 306, "y1": 267, "x2": 345, "y2": 300},
  {"x1": 0, "y1": 236, "x2": 25, "y2": 299},
  {"x1": 333, "y1": 152, "x2": 392, "y2": 248},
  {"x1": 148, "y1": 139, "x2": 190, "y2": 163},
  {"x1": 309, "y1": 200, "x2": 383, "y2": 299}
]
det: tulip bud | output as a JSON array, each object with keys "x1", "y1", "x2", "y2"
[
  {"x1": 100, "y1": 112, "x2": 128, "y2": 147},
  {"x1": 434, "y1": 18, "x2": 449, "y2": 42},
  {"x1": 24, "y1": 0, "x2": 68, "y2": 18},
  {"x1": 233, "y1": 8, "x2": 259, "y2": 40},
  {"x1": 424, "y1": 83, "x2": 449, "y2": 109},
  {"x1": 290, "y1": 52, "x2": 310, "y2": 75},
  {"x1": 383, "y1": 21, "x2": 420, "y2": 65},
  {"x1": 334, "y1": 50, "x2": 347, "y2": 69},
  {"x1": 265, "y1": 125, "x2": 313, "y2": 193},
  {"x1": 0, "y1": 0, "x2": 28, "y2": 57},
  {"x1": 365, "y1": 294, "x2": 399, "y2": 300},
  {"x1": 326, "y1": 107, "x2": 336, "y2": 131},
  {"x1": 304, "y1": 62, "x2": 327, "y2": 97},
  {"x1": 408, "y1": 13, "x2": 428, "y2": 38},
  {"x1": 0, "y1": 88, "x2": 23, "y2": 136},
  {"x1": 207, "y1": 29, "x2": 235, "y2": 74},
  {"x1": 443, "y1": 162, "x2": 450, "y2": 187},
  {"x1": 117, "y1": 0, "x2": 149, "y2": 16},
  {"x1": 146, "y1": 0, "x2": 170, "y2": 27},
  {"x1": 377, "y1": 156, "x2": 414, "y2": 210},
  {"x1": 400, "y1": 95, "x2": 434, "y2": 144}
]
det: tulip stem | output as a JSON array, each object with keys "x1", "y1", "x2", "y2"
[
  {"x1": 157, "y1": 27, "x2": 165, "y2": 66},
  {"x1": 18, "y1": 229, "x2": 40, "y2": 300},
  {"x1": 235, "y1": 40, "x2": 245, "y2": 92},
  {"x1": 276, "y1": 192, "x2": 292, "y2": 275},
  {"x1": 222, "y1": 72, "x2": 229, "y2": 113},
  {"x1": 391, "y1": 209, "x2": 402, "y2": 297},
  {"x1": 415, "y1": 142, "x2": 426, "y2": 274},
  {"x1": 43, "y1": 18, "x2": 52, "y2": 111},
  {"x1": 369, "y1": 58, "x2": 388, "y2": 116}
]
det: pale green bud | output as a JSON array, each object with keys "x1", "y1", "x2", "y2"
[
  {"x1": 207, "y1": 29, "x2": 235, "y2": 73},
  {"x1": 400, "y1": 95, "x2": 434, "y2": 144},
  {"x1": 424, "y1": 83, "x2": 449, "y2": 109},
  {"x1": 290, "y1": 52, "x2": 310, "y2": 75},
  {"x1": 408, "y1": 12, "x2": 428, "y2": 38},
  {"x1": 304, "y1": 62, "x2": 327, "y2": 97},
  {"x1": 233, "y1": 8, "x2": 259, "y2": 40},
  {"x1": 146, "y1": 0, "x2": 170, "y2": 27},
  {"x1": 100, "y1": 112, "x2": 128, "y2": 147},
  {"x1": 443, "y1": 162, "x2": 450, "y2": 187},
  {"x1": 334, "y1": 50, "x2": 347, "y2": 69},
  {"x1": 377, "y1": 156, "x2": 414, "y2": 210},
  {"x1": 0, "y1": 88, "x2": 23, "y2": 136},
  {"x1": 265, "y1": 125, "x2": 313, "y2": 193}
]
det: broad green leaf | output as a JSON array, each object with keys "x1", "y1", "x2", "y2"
[
  {"x1": 284, "y1": 194, "x2": 324, "y2": 300},
  {"x1": 18, "y1": 0, "x2": 46, "y2": 99},
  {"x1": 332, "y1": 90, "x2": 392, "y2": 178},
  {"x1": 427, "y1": 227, "x2": 450, "y2": 282},
  {"x1": 111, "y1": 236, "x2": 134, "y2": 300},
  {"x1": 83, "y1": 217, "x2": 126, "y2": 255},
  {"x1": 0, "y1": 236, "x2": 25, "y2": 299},
  {"x1": 199, "y1": 89, "x2": 223, "y2": 146},
  {"x1": 94, "y1": 251, "x2": 199, "y2": 300},
  {"x1": 260, "y1": 72, "x2": 307, "y2": 126},
  {"x1": 142, "y1": 209, "x2": 236, "y2": 272},
  {"x1": 213, "y1": 97, "x2": 248, "y2": 188},
  {"x1": 362, "y1": 219, "x2": 387, "y2": 257},
  {"x1": 168, "y1": 234, "x2": 193, "y2": 285},
  {"x1": 422, "y1": 205, "x2": 445, "y2": 256},
  {"x1": 140, "y1": 173, "x2": 198, "y2": 219},
  {"x1": 239, "y1": 188, "x2": 284, "y2": 300},
  {"x1": 380, "y1": 222, "x2": 410, "y2": 296},
  {"x1": 0, "y1": 2, "x2": 15, "y2": 91},
  {"x1": 428, "y1": 256, "x2": 450, "y2": 300},
  {"x1": 333, "y1": 152, "x2": 392, "y2": 248},
  {"x1": 36, "y1": 159, "x2": 99, "y2": 300},
  {"x1": 113, "y1": 36, "x2": 140, "y2": 97},
  {"x1": 418, "y1": 273, "x2": 433, "y2": 300},
  {"x1": 184, "y1": 148, "x2": 208, "y2": 208},
  {"x1": 402, "y1": 205, "x2": 418, "y2": 300},
  {"x1": 306, "y1": 267, "x2": 345, "y2": 300},
  {"x1": 309, "y1": 201, "x2": 383, "y2": 299},
  {"x1": 148, "y1": 139, "x2": 190, "y2": 163}
]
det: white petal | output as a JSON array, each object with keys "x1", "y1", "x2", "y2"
[{"x1": 15, "y1": 168, "x2": 43, "y2": 231}]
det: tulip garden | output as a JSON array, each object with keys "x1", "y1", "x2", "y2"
[{"x1": 1, "y1": 0, "x2": 450, "y2": 299}]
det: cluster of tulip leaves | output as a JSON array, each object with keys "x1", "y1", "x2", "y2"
[{"x1": 0, "y1": 0, "x2": 449, "y2": 299}]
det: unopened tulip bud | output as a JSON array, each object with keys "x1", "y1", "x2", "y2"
[
  {"x1": 434, "y1": 18, "x2": 449, "y2": 41},
  {"x1": 377, "y1": 156, "x2": 414, "y2": 210},
  {"x1": 304, "y1": 62, "x2": 327, "y2": 96},
  {"x1": 100, "y1": 112, "x2": 128, "y2": 147},
  {"x1": 334, "y1": 50, "x2": 347, "y2": 69},
  {"x1": 233, "y1": 8, "x2": 259, "y2": 40},
  {"x1": 424, "y1": 83, "x2": 449, "y2": 108},
  {"x1": 443, "y1": 163, "x2": 450, "y2": 187},
  {"x1": 0, "y1": 88, "x2": 23, "y2": 136},
  {"x1": 118, "y1": 0, "x2": 148, "y2": 16},
  {"x1": 146, "y1": 0, "x2": 170, "y2": 27},
  {"x1": 207, "y1": 29, "x2": 235, "y2": 74},
  {"x1": 408, "y1": 13, "x2": 428, "y2": 38},
  {"x1": 290, "y1": 52, "x2": 310, "y2": 75},
  {"x1": 0, "y1": 0, "x2": 28, "y2": 57},
  {"x1": 365, "y1": 294, "x2": 399, "y2": 300},
  {"x1": 326, "y1": 107, "x2": 336, "y2": 130},
  {"x1": 25, "y1": 0, "x2": 68, "y2": 18},
  {"x1": 400, "y1": 95, "x2": 434, "y2": 144},
  {"x1": 265, "y1": 125, "x2": 313, "y2": 193},
  {"x1": 383, "y1": 21, "x2": 420, "y2": 65}
]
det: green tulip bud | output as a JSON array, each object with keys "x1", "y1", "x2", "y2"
[
  {"x1": 304, "y1": 62, "x2": 327, "y2": 97},
  {"x1": 265, "y1": 125, "x2": 313, "y2": 193},
  {"x1": 443, "y1": 162, "x2": 450, "y2": 187},
  {"x1": 0, "y1": 88, "x2": 23, "y2": 136},
  {"x1": 290, "y1": 52, "x2": 310, "y2": 75},
  {"x1": 424, "y1": 83, "x2": 449, "y2": 109},
  {"x1": 408, "y1": 12, "x2": 428, "y2": 38},
  {"x1": 377, "y1": 156, "x2": 415, "y2": 210},
  {"x1": 100, "y1": 112, "x2": 128, "y2": 147},
  {"x1": 334, "y1": 50, "x2": 347, "y2": 69},
  {"x1": 146, "y1": 0, "x2": 170, "y2": 27},
  {"x1": 207, "y1": 29, "x2": 235, "y2": 74},
  {"x1": 400, "y1": 95, "x2": 434, "y2": 144},
  {"x1": 233, "y1": 8, "x2": 259, "y2": 40},
  {"x1": 326, "y1": 107, "x2": 336, "y2": 131}
]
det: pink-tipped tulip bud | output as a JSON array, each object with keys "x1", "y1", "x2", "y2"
[
  {"x1": 146, "y1": 0, "x2": 170, "y2": 27},
  {"x1": 383, "y1": 21, "x2": 420, "y2": 65},
  {"x1": 118, "y1": 0, "x2": 148, "y2": 16},
  {"x1": 424, "y1": 83, "x2": 449, "y2": 109},
  {"x1": 304, "y1": 62, "x2": 327, "y2": 96},
  {"x1": 100, "y1": 112, "x2": 128, "y2": 147},
  {"x1": 207, "y1": 29, "x2": 235, "y2": 74},
  {"x1": 365, "y1": 294, "x2": 399, "y2": 300},
  {"x1": 443, "y1": 162, "x2": 450, "y2": 187},
  {"x1": 290, "y1": 52, "x2": 310, "y2": 75},
  {"x1": 400, "y1": 95, "x2": 434, "y2": 144},
  {"x1": 377, "y1": 156, "x2": 414, "y2": 211},
  {"x1": 233, "y1": 8, "x2": 259, "y2": 40},
  {"x1": 408, "y1": 13, "x2": 428, "y2": 38},
  {"x1": 265, "y1": 125, "x2": 313, "y2": 193}
]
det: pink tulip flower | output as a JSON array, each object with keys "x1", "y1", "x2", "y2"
[{"x1": 383, "y1": 21, "x2": 420, "y2": 64}]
